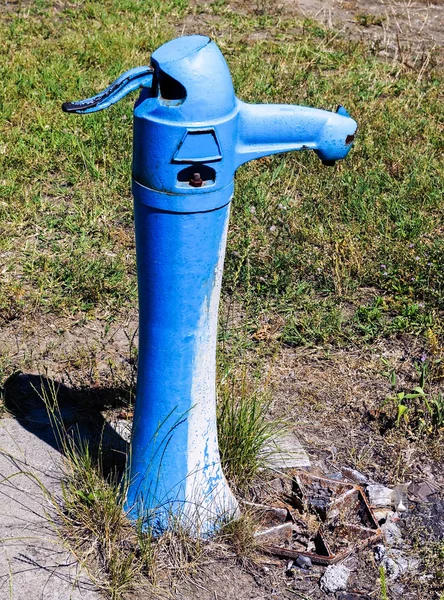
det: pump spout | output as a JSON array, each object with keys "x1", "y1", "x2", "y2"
[{"x1": 235, "y1": 101, "x2": 357, "y2": 168}]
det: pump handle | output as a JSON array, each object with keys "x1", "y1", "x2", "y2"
[{"x1": 62, "y1": 66, "x2": 154, "y2": 114}]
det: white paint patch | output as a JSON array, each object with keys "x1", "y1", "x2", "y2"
[{"x1": 185, "y1": 204, "x2": 239, "y2": 533}]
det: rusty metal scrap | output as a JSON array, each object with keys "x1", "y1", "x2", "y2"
[{"x1": 254, "y1": 471, "x2": 381, "y2": 565}]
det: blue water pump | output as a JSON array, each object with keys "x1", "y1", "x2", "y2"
[{"x1": 63, "y1": 35, "x2": 357, "y2": 534}]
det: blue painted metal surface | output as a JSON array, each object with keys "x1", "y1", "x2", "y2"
[{"x1": 62, "y1": 35, "x2": 357, "y2": 535}]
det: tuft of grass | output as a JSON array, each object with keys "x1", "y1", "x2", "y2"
[
  {"x1": 34, "y1": 375, "x2": 251, "y2": 598},
  {"x1": 59, "y1": 435, "x2": 209, "y2": 597},
  {"x1": 217, "y1": 509, "x2": 258, "y2": 564},
  {"x1": 60, "y1": 440, "x2": 141, "y2": 600},
  {"x1": 217, "y1": 364, "x2": 286, "y2": 492},
  {"x1": 356, "y1": 12, "x2": 385, "y2": 27},
  {"x1": 33, "y1": 379, "x2": 143, "y2": 598}
]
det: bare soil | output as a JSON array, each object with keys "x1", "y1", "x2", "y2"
[
  {"x1": 1, "y1": 309, "x2": 443, "y2": 599},
  {"x1": 286, "y1": 0, "x2": 441, "y2": 59},
  {"x1": 188, "y1": 0, "x2": 443, "y2": 65}
]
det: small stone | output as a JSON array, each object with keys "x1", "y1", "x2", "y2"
[
  {"x1": 261, "y1": 432, "x2": 310, "y2": 469},
  {"x1": 295, "y1": 555, "x2": 312, "y2": 570},
  {"x1": 306, "y1": 540, "x2": 316, "y2": 553},
  {"x1": 410, "y1": 481, "x2": 439, "y2": 502},
  {"x1": 391, "y1": 549, "x2": 420, "y2": 574},
  {"x1": 319, "y1": 564, "x2": 350, "y2": 594},
  {"x1": 268, "y1": 477, "x2": 287, "y2": 494},
  {"x1": 373, "y1": 508, "x2": 395, "y2": 524},
  {"x1": 391, "y1": 551, "x2": 408, "y2": 575},
  {"x1": 326, "y1": 471, "x2": 344, "y2": 481},
  {"x1": 374, "y1": 544, "x2": 387, "y2": 562},
  {"x1": 367, "y1": 484, "x2": 393, "y2": 508},
  {"x1": 375, "y1": 546, "x2": 418, "y2": 581},
  {"x1": 342, "y1": 467, "x2": 368, "y2": 484},
  {"x1": 381, "y1": 520, "x2": 403, "y2": 546},
  {"x1": 382, "y1": 557, "x2": 400, "y2": 580},
  {"x1": 391, "y1": 583, "x2": 405, "y2": 597},
  {"x1": 110, "y1": 419, "x2": 132, "y2": 443}
]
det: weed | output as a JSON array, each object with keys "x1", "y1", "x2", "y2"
[
  {"x1": 379, "y1": 564, "x2": 388, "y2": 600},
  {"x1": 390, "y1": 387, "x2": 425, "y2": 428},
  {"x1": 356, "y1": 13, "x2": 385, "y2": 27},
  {"x1": 379, "y1": 360, "x2": 444, "y2": 437},
  {"x1": 381, "y1": 358, "x2": 397, "y2": 389},
  {"x1": 422, "y1": 392, "x2": 444, "y2": 434}
]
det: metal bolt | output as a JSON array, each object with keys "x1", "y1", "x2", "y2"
[{"x1": 189, "y1": 172, "x2": 203, "y2": 187}]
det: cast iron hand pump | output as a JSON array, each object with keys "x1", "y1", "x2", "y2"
[{"x1": 63, "y1": 35, "x2": 357, "y2": 534}]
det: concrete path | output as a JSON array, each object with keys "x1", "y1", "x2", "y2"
[{"x1": 0, "y1": 417, "x2": 101, "y2": 600}]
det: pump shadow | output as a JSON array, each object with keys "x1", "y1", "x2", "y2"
[{"x1": 2, "y1": 372, "x2": 129, "y2": 479}]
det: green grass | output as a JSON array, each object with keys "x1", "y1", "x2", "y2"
[
  {"x1": 61, "y1": 438, "x2": 143, "y2": 600},
  {"x1": 217, "y1": 362, "x2": 286, "y2": 491},
  {"x1": 379, "y1": 564, "x2": 388, "y2": 600},
  {"x1": 0, "y1": 0, "x2": 443, "y2": 350}
]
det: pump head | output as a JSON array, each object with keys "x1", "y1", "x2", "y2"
[{"x1": 63, "y1": 35, "x2": 357, "y2": 195}]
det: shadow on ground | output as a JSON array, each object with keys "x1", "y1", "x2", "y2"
[{"x1": 2, "y1": 372, "x2": 129, "y2": 479}]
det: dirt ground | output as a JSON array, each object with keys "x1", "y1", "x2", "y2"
[
  {"x1": 282, "y1": 0, "x2": 441, "y2": 58},
  {"x1": 1, "y1": 307, "x2": 443, "y2": 598},
  {"x1": 192, "y1": 0, "x2": 443, "y2": 64}
]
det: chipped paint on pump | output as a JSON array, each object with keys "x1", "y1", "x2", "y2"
[
  {"x1": 62, "y1": 34, "x2": 357, "y2": 535},
  {"x1": 185, "y1": 205, "x2": 239, "y2": 527}
]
